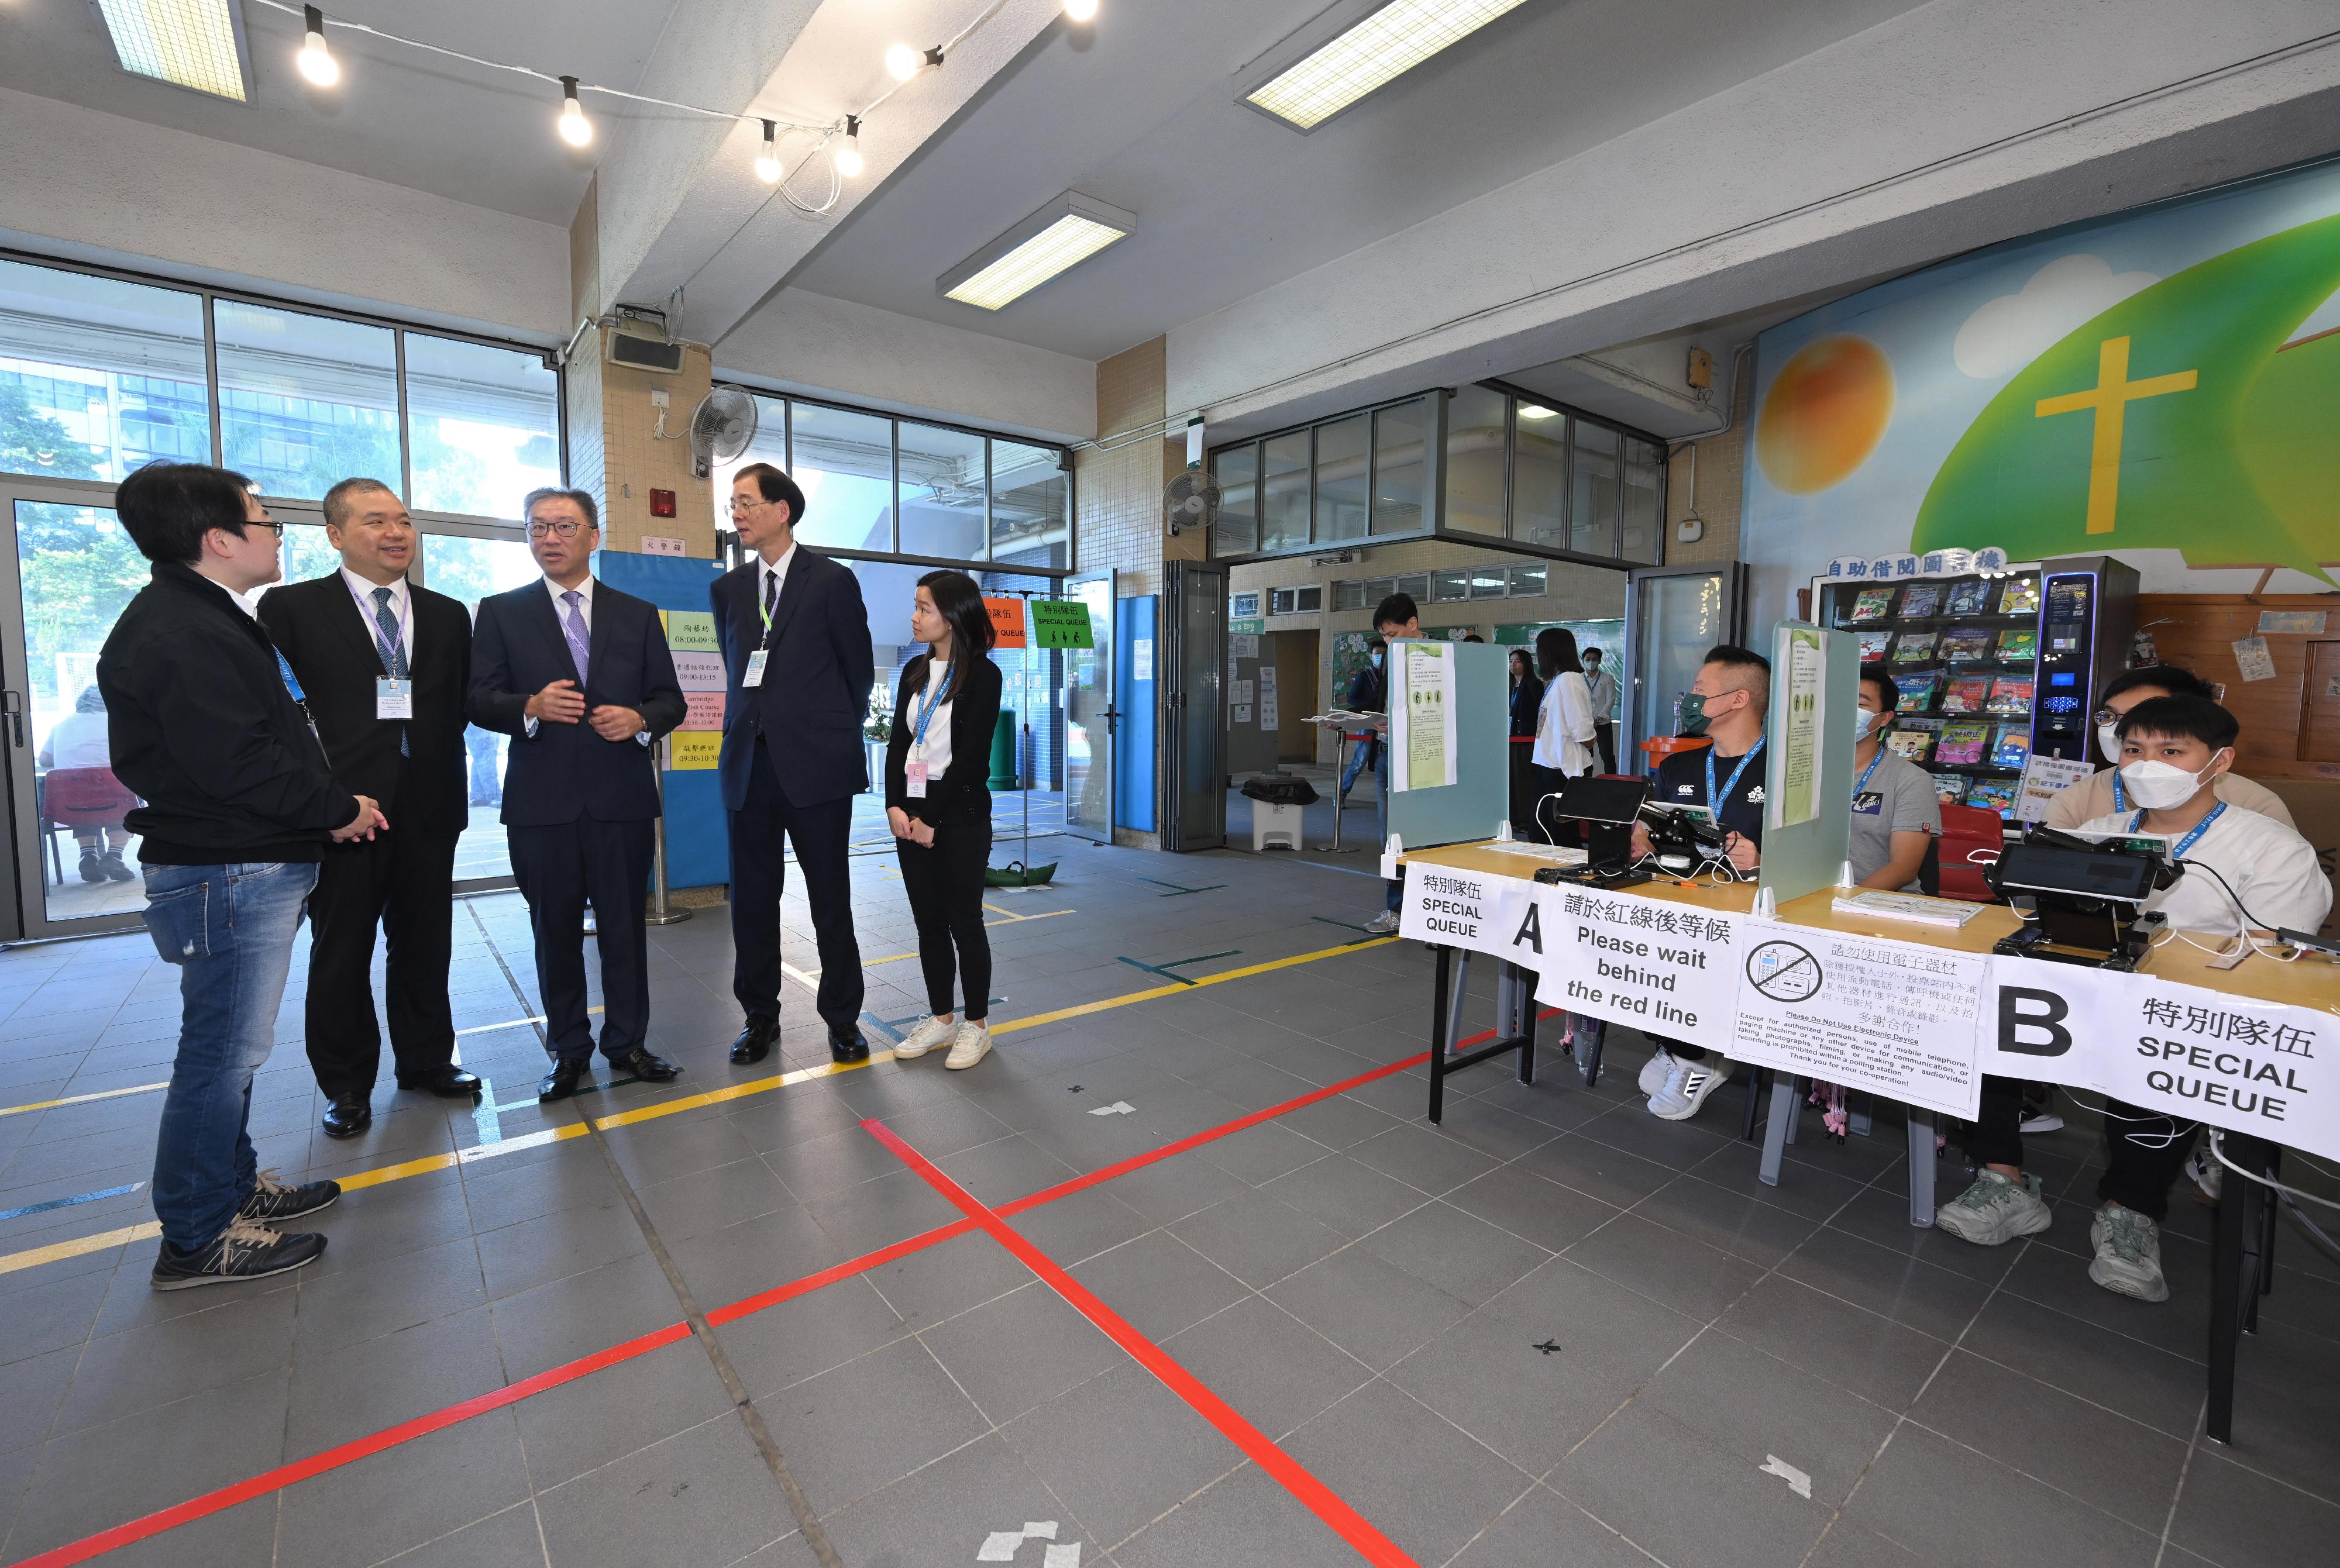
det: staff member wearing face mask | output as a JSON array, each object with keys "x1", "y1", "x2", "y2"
[
  {"x1": 1337, "y1": 637, "x2": 1388, "y2": 809},
  {"x1": 2043, "y1": 666, "x2": 2293, "y2": 831},
  {"x1": 1847, "y1": 664, "x2": 1939, "y2": 891},
  {"x1": 1939, "y1": 695, "x2": 2328, "y2": 1302}
]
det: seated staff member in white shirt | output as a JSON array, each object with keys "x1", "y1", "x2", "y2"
[
  {"x1": 1937, "y1": 696, "x2": 2330, "y2": 1302},
  {"x1": 1529, "y1": 626, "x2": 1600, "y2": 840},
  {"x1": 1848, "y1": 663, "x2": 1940, "y2": 891},
  {"x1": 2044, "y1": 665, "x2": 2294, "y2": 830},
  {"x1": 885, "y1": 571, "x2": 1006, "y2": 1071}
]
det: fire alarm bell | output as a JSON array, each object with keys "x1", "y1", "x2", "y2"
[{"x1": 649, "y1": 488, "x2": 677, "y2": 518}]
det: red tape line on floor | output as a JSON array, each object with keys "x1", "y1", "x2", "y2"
[
  {"x1": 866, "y1": 1118, "x2": 1422, "y2": 1568},
  {"x1": 15, "y1": 1011, "x2": 1553, "y2": 1565}
]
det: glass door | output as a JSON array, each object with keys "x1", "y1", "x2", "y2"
[
  {"x1": 1623, "y1": 561, "x2": 1747, "y2": 768},
  {"x1": 412, "y1": 522, "x2": 539, "y2": 889},
  {"x1": 1160, "y1": 560, "x2": 1227, "y2": 851},
  {"x1": 2, "y1": 477, "x2": 167, "y2": 937},
  {"x1": 1063, "y1": 568, "x2": 1115, "y2": 843}
]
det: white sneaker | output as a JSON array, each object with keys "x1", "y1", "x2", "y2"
[
  {"x1": 895, "y1": 1014, "x2": 956, "y2": 1060},
  {"x1": 2089, "y1": 1204, "x2": 2169, "y2": 1302},
  {"x1": 1364, "y1": 911, "x2": 1400, "y2": 935},
  {"x1": 1649, "y1": 1056, "x2": 1732, "y2": 1121},
  {"x1": 2183, "y1": 1145, "x2": 2222, "y2": 1205},
  {"x1": 944, "y1": 1021, "x2": 993, "y2": 1070},
  {"x1": 1935, "y1": 1169, "x2": 2052, "y2": 1246},
  {"x1": 2018, "y1": 1104, "x2": 2064, "y2": 1135},
  {"x1": 1637, "y1": 1046, "x2": 1678, "y2": 1098}
]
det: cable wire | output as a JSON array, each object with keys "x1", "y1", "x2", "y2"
[{"x1": 2206, "y1": 1129, "x2": 2340, "y2": 1214}]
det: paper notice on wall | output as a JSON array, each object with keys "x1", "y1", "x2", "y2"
[
  {"x1": 1259, "y1": 668, "x2": 1278, "y2": 729},
  {"x1": 1133, "y1": 638, "x2": 1153, "y2": 681},
  {"x1": 665, "y1": 731, "x2": 721, "y2": 770},
  {"x1": 1230, "y1": 680, "x2": 1255, "y2": 706},
  {"x1": 1230, "y1": 634, "x2": 1260, "y2": 660},
  {"x1": 662, "y1": 611, "x2": 718, "y2": 652},
  {"x1": 2258, "y1": 610, "x2": 2327, "y2": 635},
  {"x1": 672, "y1": 652, "x2": 726, "y2": 692},
  {"x1": 2234, "y1": 634, "x2": 2277, "y2": 683},
  {"x1": 2326, "y1": 674, "x2": 2340, "y2": 699},
  {"x1": 1233, "y1": 705, "x2": 1252, "y2": 725},
  {"x1": 1728, "y1": 921, "x2": 1985, "y2": 1117},
  {"x1": 641, "y1": 536, "x2": 687, "y2": 557},
  {"x1": 1394, "y1": 640, "x2": 1457, "y2": 791},
  {"x1": 682, "y1": 692, "x2": 724, "y2": 731},
  {"x1": 1982, "y1": 955, "x2": 2340, "y2": 1162},
  {"x1": 1773, "y1": 626, "x2": 1824, "y2": 830},
  {"x1": 2014, "y1": 753, "x2": 2097, "y2": 822},
  {"x1": 1532, "y1": 886, "x2": 1748, "y2": 1054}
]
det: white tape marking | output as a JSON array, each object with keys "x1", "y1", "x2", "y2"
[
  {"x1": 1760, "y1": 1455, "x2": 1812, "y2": 1499},
  {"x1": 1086, "y1": 1101, "x2": 1135, "y2": 1116}
]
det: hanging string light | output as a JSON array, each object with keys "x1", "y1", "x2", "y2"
[
  {"x1": 295, "y1": 6, "x2": 339, "y2": 87},
  {"x1": 883, "y1": 44, "x2": 923, "y2": 82},
  {"x1": 832, "y1": 116, "x2": 865, "y2": 178},
  {"x1": 556, "y1": 77, "x2": 592, "y2": 146},
  {"x1": 1064, "y1": 0, "x2": 1099, "y2": 20},
  {"x1": 753, "y1": 120, "x2": 783, "y2": 182}
]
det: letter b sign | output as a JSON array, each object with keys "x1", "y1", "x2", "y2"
[{"x1": 1998, "y1": 987, "x2": 2073, "y2": 1058}]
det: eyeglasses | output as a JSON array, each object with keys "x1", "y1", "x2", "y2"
[
  {"x1": 527, "y1": 519, "x2": 586, "y2": 539},
  {"x1": 260, "y1": 521, "x2": 285, "y2": 537},
  {"x1": 722, "y1": 497, "x2": 771, "y2": 519},
  {"x1": 2091, "y1": 708, "x2": 2121, "y2": 727}
]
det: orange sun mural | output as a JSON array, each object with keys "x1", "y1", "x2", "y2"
[{"x1": 1754, "y1": 333, "x2": 1895, "y2": 494}]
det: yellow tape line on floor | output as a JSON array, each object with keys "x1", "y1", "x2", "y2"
[{"x1": 0, "y1": 937, "x2": 1396, "y2": 1278}]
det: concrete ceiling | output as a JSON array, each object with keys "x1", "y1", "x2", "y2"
[
  {"x1": 780, "y1": 0, "x2": 1933, "y2": 361},
  {"x1": 0, "y1": 0, "x2": 687, "y2": 225}
]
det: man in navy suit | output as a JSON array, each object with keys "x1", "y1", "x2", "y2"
[
  {"x1": 470, "y1": 488, "x2": 688, "y2": 1101},
  {"x1": 714, "y1": 463, "x2": 874, "y2": 1066}
]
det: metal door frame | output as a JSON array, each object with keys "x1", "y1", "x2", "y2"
[
  {"x1": 1622, "y1": 560, "x2": 1747, "y2": 761},
  {"x1": 1062, "y1": 567, "x2": 1116, "y2": 843},
  {"x1": 1159, "y1": 559, "x2": 1228, "y2": 852}
]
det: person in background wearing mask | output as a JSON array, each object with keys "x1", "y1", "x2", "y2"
[
  {"x1": 1848, "y1": 663, "x2": 1940, "y2": 892},
  {"x1": 1629, "y1": 645, "x2": 1769, "y2": 1120},
  {"x1": 1363, "y1": 595, "x2": 1420, "y2": 936},
  {"x1": 1529, "y1": 627, "x2": 1598, "y2": 839},
  {"x1": 1338, "y1": 636, "x2": 1388, "y2": 810},
  {"x1": 2045, "y1": 666, "x2": 2293, "y2": 831},
  {"x1": 1508, "y1": 649, "x2": 1544, "y2": 836},
  {"x1": 1582, "y1": 646, "x2": 1620, "y2": 775},
  {"x1": 1938, "y1": 696, "x2": 2327, "y2": 1301}
]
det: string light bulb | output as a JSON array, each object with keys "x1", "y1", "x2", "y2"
[
  {"x1": 884, "y1": 43, "x2": 921, "y2": 81},
  {"x1": 753, "y1": 119, "x2": 782, "y2": 183},
  {"x1": 557, "y1": 76, "x2": 592, "y2": 147},
  {"x1": 833, "y1": 116, "x2": 864, "y2": 178},
  {"x1": 1064, "y1": 0, "x2": 1099, "y2": 20},
  {"x1": 297, "y1": 6, "x2": 339, "y2": 87}
]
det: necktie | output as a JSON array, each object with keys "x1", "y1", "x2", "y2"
[
  {"x1": 371, "y1": 586, "x2": 410, "y2": 756},
  {"x1": 561, "y1": 589, "x2": 591, "y2": 686},
  {"x1": 762, "y1": 568, "x2": 777, "y2": 625}
]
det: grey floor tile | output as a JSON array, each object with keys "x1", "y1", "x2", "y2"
[
  {"x1": 814, "y1": 1431, "x2": 1090, "y2": 1568},
  {"x1": 1282, "y1": 1380, "x2": 1534, "y2": 1565},
  {"x1": 537, "y1": 1415, "x2": 793, "y2": 1568},
  {"x1": 0, "y1": 1267, "x2": 109, "y2": 1366},
  {"x1": 488, "y1": 1251, "x2": 682, "y2": 1386},
  {"x1": 1802, "y1": 1516, "x2": 1932, "y2": 1567},
  {"x1": 758, "y1": 1336, "x2": 990, "y2": 1515},
  {"x1": 934, "y1": 1133, "x2": 1082, "y2": 1205},
  {"x1": 75, "y1": 1494, "x2": 282, "y2": 1568},
  {"x1": 1011, "y1": 1186, "x2": 1156, "y2": 1267},
  {"x1": 0, "y1": 1344, "x2": 79, "y2": 1457},
  {"x1": 1773, "y1": 1224, "x2": 1995, "y2": 1342},
  {"x1": 1169, "y1": 1193, "x2": 1348, "y2": 1291},
  {"x1": 861, "y1": 1228, "x2": 1031, "y2": 1333},
  {"x1": 1095, "y1": 1151, "x2": 1251, "y2": 1227},
  {"x1": 662, "y1": 1202, "x2": 847, "y2": 1315},
  {"x1": 1446, "y1": 1483, "x2": 1656, "y2": 1567},
  {"x1": 292, "y1": 1233, "x2": 487, "y2": 1356},
  {"x1": 1957, "y1": 1290, "x2": 2207, "y2": 1438},
  {"x1": 1112, "y1": 1463, "x2": 1361, "y2": 1568},
  {"x1": 1067, "y1": 1229, "x2": 1251, "y2": 1341},
  {"x1": 277, "y1": 1410, "x2": 534, "y2": 1568},
  {"x1": 1357, "y1": 1198, "x2": 1551, "y2": 1306},
  {"x1": 1271, "y1": 1091, "x2": 1407, "y2": 1152},
  {"x1": 999, "y1": 1362, "x2": 1240, "y2": 1551},
  {"x1": 1344, "y1": 1120, "x2": 1502, "y2": 1196},
  {"x1": 802, "y1": 1166, "x2": 965, "y2": 1258},
  {"x1": 516, "y1": 1335, "x2": 736, "y2": 1490},
  {"x1": 1564, "y1": 1209, "x2": 1766, "y2": 1321},
  {"x1": 1554, "y1": 1400, "x2": 1831, "y2": 1568},
  {"x1": 1256, "y1": 1153, "x2": 1430, "y2": 1239},
  {"x1": 1191, "y1": 1118, "x2": 1329, "y2": 1185},
  {"x1": 1712, "y1": 1274, "x2": 1952, "y2": 1410},
  {"x1": 1632, "y1": 1171, "x2": 1823, "y2": 1267},
  {"x1": 757, "y1": 1121, "x2": 921, "y2": 1205},
  {"x1": 54, "y1": 1285, "x2": 299, "y2": 1436},
  {"x1": 1996, "y1": 1228, "x2": 2212, "y2": 1363},
  {"x1": 1161, "y1": 1295, "x2": 1373, "y2": 1441},
  {"x1": 717, "y1": 1274, "x2": 910, "y2": 1399},
  {"x1": 2166, "y1": 1450, "x2": 2340, "y2": 1568},
  {"x1": 1639, "y1": 1330, "x2": 1900, "y2": 1510},
  {"x1": 918, "y1": 1278, "x2": 1124, "y2": 1425},
  {"x1": 1514, "y1": 1132, "x2": 1682, "y2": 1209},
  {"x1": 287, "y1": 1300, "x2": 507, "y2": 1455},
  {"x1": 1265, "y1": 1245, "x2": 1474, "y2": 1371},
  {"x1": 366, "y1": 1500, "x2": 549, "y2": 1567},
  {"x1": 1840, "y1": 1421, "x2": 2159, "y2": 1568},
  {"x1": 633, "y1": 1157, "x2": 793, "y2": 1243},
  {"x1": 301, "y1": 1171, "x2": 480, "y2": 1278}
]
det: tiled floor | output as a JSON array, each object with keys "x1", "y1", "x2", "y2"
[{"x1": 2, "y1": 838, "x2": 2336, "y2": 1567}]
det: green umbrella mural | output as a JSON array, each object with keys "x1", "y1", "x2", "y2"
[{"x1": 1912, "y1": 212, "x2": 2340, "y2": 584}]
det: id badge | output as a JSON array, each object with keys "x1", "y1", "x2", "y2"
[
  {"x1": 906, "y1": 761, "x2": 929, "y2": 799},
  {"x1": 742, "y1": 649, "x2": 768, "y2": 688},
  {"x1": 1853, "y1": 791, "x2": 1883, "y2": 815},
  {"x1": 376, "y1": 677, "x2": 414, "y2": 720}
]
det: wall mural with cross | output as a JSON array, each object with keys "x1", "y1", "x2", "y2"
[{"x1": 1739, "y1": 156, "x2": 2340, "y2": 626}]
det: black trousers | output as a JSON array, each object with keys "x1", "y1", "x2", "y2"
[
  {"x1": 1966, "y1": 1073, "x2": 2197, "y2": 1220},
  {"x1": 896, "y1": 794, "x2": 993, "y2": 1021},
  {"x1": 303, "y1": 812, "x2": 459, "y2": 1100},
  {"x1": 1595, "y1": 721, "x2": 1618, "y2": 776},
  {"x1": 508, "y1": 815, "x2": 654, "y2": 1063},
  {"x1": 730, "y1": 738, "x2": 863, "y2": 1031}
]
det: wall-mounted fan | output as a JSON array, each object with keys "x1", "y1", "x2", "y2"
[
  {"x1": 687, "y1": 386, "x2": 758, "y2": 479},
  {"x1": 1163, "y1": 468, "x2": 1220, "y2": 537}
]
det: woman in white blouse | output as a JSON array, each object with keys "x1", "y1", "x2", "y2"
[{"x1": 1529, "y1": 627, "x2": 1599, "y2": 840}]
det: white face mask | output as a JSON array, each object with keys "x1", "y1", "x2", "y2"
[
  {"x1": 1855, "y1": 708, "x2": 1887, "y2": 739},
  {"x1": 2098, "y1": 722, "x2": 2125, "y2": 763},
  {"x1": 2118, "y1": 750, "x2": 2228, "y2": 811}
]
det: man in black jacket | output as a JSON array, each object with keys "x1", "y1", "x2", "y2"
[
  {"x1": 469, "y1": 488, "x2": 687, "y2": 1101},
  {"x1": 713, "y1": 462, "x2": 875, "y2": 1067},
  {"x1": 259, "y1": 478, "x2": 480, "y2": 1139},
  {"x1": 99, "y1": 462, "x2": 385, "y2": 1289}
]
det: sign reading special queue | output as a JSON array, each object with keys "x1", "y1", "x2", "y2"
[
  {"x1": 1398, "y1": 864, "x2": 1545, "y2": 968},
  {"x1": 1531, "y1": 887, "x2": 1747, "y2": 1055},
  {"x1": 1981, "y1": 956, "x2": 2340, "y2": 1162}
]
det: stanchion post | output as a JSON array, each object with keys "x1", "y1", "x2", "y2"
[{"x1": 645, "y1": 749, "x2": 691, "y2": 926}]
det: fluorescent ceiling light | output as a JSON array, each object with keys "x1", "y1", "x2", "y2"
[
  {"x1": 1516, "y1": 404, "x2": 1558, "y2": 420},
  {"x1": 940, "y1": 194, "x2": 1135, "y2": 312},
  {"x1": 92, "y1": 0, "x2": 252, "y2": 102},
  {"x1": 1245, "y1": 0, "x2": 1528, "y2": 131}
]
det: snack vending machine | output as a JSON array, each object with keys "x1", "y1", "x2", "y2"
[{"x1": 1812, "y1": 554, "x2": 2139, "y2": 820}]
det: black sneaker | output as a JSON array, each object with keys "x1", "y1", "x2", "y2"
[
  {"x1": 78, "y1": 851, "x2": 104, "y2": 884},
  {"x1": 238, "y1": 1169, "x2": 341, "y2": 1223},
  {"x1": 150, "y1": 1219, "x2": 328, "y2": 1291}
]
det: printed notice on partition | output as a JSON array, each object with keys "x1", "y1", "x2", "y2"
[
  {"x1": 1532, "y1": 887, "x2": 1747, "y2": 1054},
  {"x1": 1393, "y1": 640, "x2": 1457, "y2": 792},
  {"x1": 1728, "y1": 920, "x2": 1984, "y2": 1118},
  {"x1": 1980, "y1": 956, "x2": 2340, "y2": 1162},
  {"x1": 1771, "y1": 626, "x2": 1823, "y2": 831}
]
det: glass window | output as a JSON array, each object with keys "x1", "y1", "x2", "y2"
[
  {"x1": 1570, "y1": 420, "x2": 1620, "y2": 557},
  {"x1": 897, "y1": 420, "x2": 986, "y2": 561},
  {"x1": 1622, "y1": 436, "x2": 1664, "y2": 563},
  {"x1": 1470, "y1": 563, "x2": 1508, "y2": 598},
  {"x1": 1444, "y1": 384, "x2": 1506, "y2": 536},
  {"x1": 1509, "y1": 561, "x2": 1548, "y2": 597},
  {"x1": 0, "y1": 260, "x2": 211, "y2": 483},
  {"x1": 215, "y1": 301, "x2": 400, "y2": 502},
  {"x1": 404, "y1": 334, "x2": 559, "y2": 518},
  {"x1": 1371, "y1": 398, "x2": 1427, "y2": 535},
  {"x1": 1312, "y1": 413, "x2": 1368, "y2": 543},
  {"x1": 1431, "y1": 568, "x2": 1470, "y2": 602},
  {"x1": 1398, "y1": 573, "x2": 1431, "y2": 604},
  {"x1": 1332, "y1": 580, "x2": 1365, "y2": 612},
  {"x1": 1210, "y1": 444, "x2": 1258, "y2": 555},
  {"x1": 1260, "y1": 430, "x2": 1309, "y2": 553},
  {"x1": 990, "y1": 438, "x2": 1068, "y2": 570},
  {"x1": 1230, "y1": 590, "x2": 1261, "y2": 618},
  {"x1": 1513, "y1": 402, "x2": 1566, "y2": 547},
  {"x1": 789, "y1": 402, "x2": 895, "y2": 552}
]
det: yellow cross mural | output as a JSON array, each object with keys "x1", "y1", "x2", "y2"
[{"x1": 2033, "y1": 335, "x2": 2197, "y2": 535}]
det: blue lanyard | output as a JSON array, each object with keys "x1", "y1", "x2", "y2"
[
  {"x1": 273, "y1": 650, "x2": 306, "y2": 702},
  {"x1": 1854, "y1": 749, "x2": 1883, "y2": 798},
  {"x1": 2132, "y1": 799, "x2": 2224, "y2": 860},
  {"x1": 911, "y1": 664, "x2": 947, "y2": 752},
  {"x1": 2112, "y1": 770, "x2": 2125, "y2": 811},
  {"x1": 1705, "y1": 736, "x2": 1764, "y2": 814}
]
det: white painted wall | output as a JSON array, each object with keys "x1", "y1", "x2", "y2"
[
  {"x1": 0, "y1": 88, "x2": 569, "y2": 343},
  {"x1": 715, "y1": 287, "x2": 1095, "y2": 442}
]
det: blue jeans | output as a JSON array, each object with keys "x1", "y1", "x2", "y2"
[
  {"x1": 1338, "y1": 735, "x2": 1377, "y2": 800},
  {"x1": 140, "y1": 861, "x2": 316, "y2": 1251}
]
